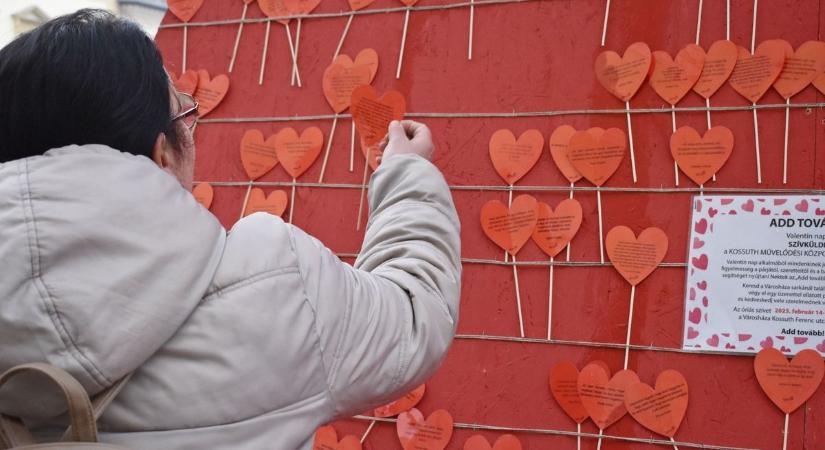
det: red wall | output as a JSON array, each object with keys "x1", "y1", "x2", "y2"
[{"x1": 156, "y1": 0, "x2": 825, "y2": 448}]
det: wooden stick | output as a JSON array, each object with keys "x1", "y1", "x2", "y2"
[
  {"x1": 290, "y1": 18, "x2": 303, "y2": 86},
  {"x1": 577, "y1": 423, "x2": 582, "y2": 450},
  {"x1": 318, "y1": 114, "x2": 338, "y2": 183},
  {"x1": 672, "y1": 106, "x2": 680, "y2": 186},
  {"x1": 361, "y1": 419, "x2": 377, "y2": 443},
  {"x1": 504, "y1": 185, "x2": 513, "y2": 263},
  {"x1": 596, "y1": 428, "x2": 604, "y2": 450},
  {"x1": 547, "y1": 257, "x2": 554, "y2": 340},
  {"x1": 239, "y1": 181, "x2": 253, "y2": 220},
  {"x1": 783, "y1": 97, "x2": 790, "y2": 184},
  {"x1": 258, "y1": 20, "x2": 272, "y2": 85},
  {"x1": 356, "y1": 147, "x2": 371, "y2": 230},
  {"x1": 512, "y1": 253, "x2": 525, "y2": 338},
  {"x1": 182, "y1": 25, "x2": 188, "y2": 72},
  {"x1": 350, "y1": 120, "x2": 356, "y2": 172},
  {"x1": 284, "y1": 24, "x2": 302, "y2": 87},
  {"x1": 726, "y1": 0, "x2": 731, "y2": 40},
  {"x1": 333, "y1": 15, "x2": 354, "y2": 62},
  {"x1": 751, "y1": 0, "x2": 758, "y2": 54},
  {"x1": 288, "y1": 177, "x2": 297, "y2": 224},
  {"x1": 695, "y1": 0, "x2": 703, "y2": 45},
  {"x1": 706, "y1": 98, "x2": 716, "y2": 182},
  {"x1": 671, "y1": 437, "x2": 680, "y2": 450},
  {"x1": 467, "y1": 0, "x2": 475, "y2": 60},
  {"x1": 623, "y1": 284, "x2": 636, "y2": 370},
  {"x1": 597, "y1": 188, "x2": 604, "y2": 264},
  {"x1": 753, "y1": 104, "x2": 763, "y2": 184},
  {"x1": 600, "y1": 0, "x2": 611, "y2": 46},
  {"x1": 566, "y1": 182, "x2": 573, "y2": 261},
  {"x1": 782, "y1": 413, "x2": 789, "y2": 450},
  {"x1": 228, "y1": 3, "x2": 249, "y2": 72},
  {"x1": 396, "y1": 8, "x2": 411, "y2": 79},
  {"x1": 626, "y1": 101, "x2": 638, "y2": 183}
]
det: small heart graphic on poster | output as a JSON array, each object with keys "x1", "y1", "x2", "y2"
[
  {"x1": 397, "y1": 408, "x2": 453, "y2": 450},
  {"x1": 650, "y1": 44, "x2": 705, "y2": 105},
  {"x1": 691, "y1": 254, "x2": 708, "y2": 270},
  {"x1": 729, "y1": 40, "x2": 787, "y2": 103},
  {"x1": 532, "y1": 199, "x2": 582, "y2": 258},
  {"x1": 489, "y1": 129, "x2": 544, "y2": 185},
  {"x1": 693, "y1": 40, "x2": 738, "y2": 99},
  {"x1": 577, "y1": 364, "x2": 639, "y2": 430},
  {"x1": 480, "y1": 195, "x2": 538, "y2": 256},
  {"x1": 795, "y1": 199, "x2": 809, "y2": 212},
  {"x1": 670, "y1": 126, "x2": 734, "y2": 186},
  {"x1": 374, "y1": 384, "x2": 426, "y2": 418},
  {"x1": 606, "y1": 226, "x2": 669, "y2": 285},
  {"x1": 240, "y1": 130, "x2": 279, "y2": 180},
  {"x1": 595, "y1": 42, "x2": 652, "y2": 102},
  {"x1": 754, "y1": 348, "x2": 825, "y2": 414},
  {"x1": 274, "y1": 127, "x2": 324, "y2": 179},
  {"x1": 773, "y1": 40, "x2": 825, "y2": 99},
  {"x1": 350, "y1": 86, "x2": 406, "y2": 146},
  {"x1": 243, "y1": 189, "x2": 288, "y2": 218},
  {"x1": 687, "y1": 327, "x2": 699, "y2": 339},
  {"x1": 624, "y1": 370, "x2": 689, "y2": 438},
  {"x1": 706, "y1": 334, "x2": 720, "y2": 347},
  {"x1": 463, "y1": 434, "x2": 522, "y2": 450},
  {"x1": 548, "y1": 362, "x2": 589, "y2": 424},
  {"x1": 313, "y1": 425, "x2": 361, "y2": 450},
  {"x1": 194, "y1": 70, "x2": 229, "y2": 117},
  {"x1": 192, "y1": 183, "x2": 213, "y2": 209},
  {"x1": 567, "y1": 128, "x2": 626, "y2": 186}
]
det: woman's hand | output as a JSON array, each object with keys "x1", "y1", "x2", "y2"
[{"x1": 379, "y1": 120, "x2": 434, "y2": 161}]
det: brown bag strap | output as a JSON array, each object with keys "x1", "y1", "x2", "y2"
[
  {"x1": 0, "y1": 364, "x2": 98, "y2": 446},
  {"x1": 61, "y1": 372, "x2": 133, "y2": 441}
]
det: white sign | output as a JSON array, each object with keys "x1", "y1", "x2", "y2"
[{"x1": 682, "y1": 195, "x2": 825, "y2": 355}]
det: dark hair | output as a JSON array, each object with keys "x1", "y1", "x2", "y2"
[{"x1": 0, "y1": 9, "x2": 176, "y2": 163}]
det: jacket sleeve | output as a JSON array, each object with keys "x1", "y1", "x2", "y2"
[{"x1": 287, "y1": 154, "x2": 461, "y2": 417}]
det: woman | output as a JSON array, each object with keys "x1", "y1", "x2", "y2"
[{"x1": 0, "y1": 9, "x2": 460, "y2": 449}]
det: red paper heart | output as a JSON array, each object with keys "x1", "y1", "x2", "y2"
[
  {"x1": 194, "y1": 70, "x2": 229, "y2": 117},
  {"x1": 606, "y1": 226, "x2": 669, "y2": 286},
  {"x1": 348, "y1": 0, "x2": 375, "y2": 10},
  {"x1": 243, "y1": 189, "x2": 288, "y2": 218},
  {"x1": 397, "y1": 409, "x2": 453, "y2": 450},
  {"x1": 258, "y1": 0, "x2": 291, "y2": 24},
  {"x1": 480, "y1": 195, "x2": 538, "y2": 256},
  {"x1": 171, "y1": 70, "x2": 199, "y2": 95},
  {"x1": 624, "y1": 370, "x2": 689, "y2": 438},
  {"x1": 650, "y1": 44, "x2": 705, "y2": 105},
  {"x1": 167, "y1": 0, "x2": 204, "y2": 22},
  {"x1": 693, "y1": 40, "x2": 738, "y2": 99},
  {"x1": 548, "y1": 125, "x2": 583, "y2": 183},
  {"x1": 313, "y1": 425, "x2": 362, "y2": 450},
  {"x1": 374, "y1": 384, "x2": 426, "y2": 418},
  {"x1": 351, "y1": 86, "x2": 406, "y2": 146},
  {"x1": 488, "y1": 129, "x2": 544, "y2": 185},
  {"x1": 774, "y1": 40, "x2": 825, "y2": 99},
  {"x1": 463, "y1": 434, "x2": 522, "y2": 450},
  {"x1": 532, "y1": 199, "x2": 582, "y2": 258},
  {"x1": 323, "y1": 50, "x2": 378, "y2": 113},
  {"x1": 578, "y1": 364, "x2": 639, "y2": 430},
  {"x1": 333, "y1": 48, "x2": 379, "y2": 82},
  {"x1": 729, "y1": 40, "x2": 787, "y2": 103},
  {"x1": 192, "y1": 183, "x2": 213, "y2": 209},
  {"x1": 274, "y1": 127, "x2": 324, "y2": 179},
  {"x1": 754, "y1": 348, "x2": 825, "y2": 414},
  {"x1": 670, "y1": 126, "x2": 734, "y2": 185},
  {"x1": 284, "y1": 0, "x2": 322, "y2": 14},
  {"x1": 548, "y1": 362, "x2": 589, "y2": 424},
  {"x1": 240, "y1": 129, "x2": 279, "y2": 180},
  {"x1": 812, "y1": 72, "x2": 825, "y2": 96},
  {"x1": 595, "y1": 42, "x2": 652, "y2": 102},
  {"x1": 567, "y1": 128, "x2": 626, "y2": 187}
]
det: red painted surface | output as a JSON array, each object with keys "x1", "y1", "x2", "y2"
[{"x1": 156, "y1": 0, "x2": 825, "y2": 448}]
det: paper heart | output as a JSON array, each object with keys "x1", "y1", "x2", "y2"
[
  {"x1": 532, "y1": 199, "x2": 582, "y2": 258},
  {"x1": 606, "y1": 226, "x2": 668, "y2": 286},
  {"x1": 400, "y1": 0, "x2": 419, "y2": 5},
  {"x1": 548, "y1": 362, "x2": 589, "y2": 424},
  {"x1": 729, "y1": 41, "x2": 787, "y2": 103},
  {"x1": 397, "y1": 409, "x2": 453, "y2": 450},
  {"x1": 313, "y1": 425, "x2": 362, "y2": 450},
  {"x1": 548, "y1": 125, "x2": 583, "y2": 183},
  {"x1": 334, "y1": 48, "x2": 379, "y2": 83},
  {"x1": 670, "y1": 126, "x2": 734, "y2": 185},
  {"x1": 172, "y1": 70, "x2": 199, "y2": 95},
  {"x1": 360, "y1": 137, "x2": 383, "y2": 171},
  {"x1": 650, "y1": 44, "x2": 705, "y2": 105},
  {"x1": 322, "y1": 64, "x2": 372, "y2": 114},
  {"x1": 773, "y1": 40, "x2": 825, "y2": 99},
  {"x1": 813, "y1": 72, "x2": 825, "y2": 96},
  {"x1": 351, "y1": 86, "x2": 406, "y2": 146},
  {"x1": 258, "y1": 0, "x2": 291, "y2": 24},
  {"x1": 243, "y1": 189, "x2": 288, "y2": 217},
  {"x1": 463, "y1": 434, "x2": 522, "y2": 450},
  {"x1": 567, "y1": 128, "x2": 626, "y2": 186},
  {"x1": 192, "y1": 183, "x2": 214, "y2": 209},
  {"x1": 489, "y1": 129, "x2": 544, "y2": 185},
  {"x1": 284, "y1": 0, "x2": 322, "y2": 14},
  {"x1": 595, "y1": 42, "x2": 652, "y2": 102},
  {"x1": 348, "y1": 0, "x2": 375, "y2": 10},
  {"x1": 624, "y1": 370, "x2": 689, "y2": 438},
  {"x1": 274, "y1": 127, "x2": 324, "y2": 179},
  {"x1": 754, "y1": 348, "x2": 825, "y2": 414},
  {"x1": 167, "y1": 0, "x2": 204, "y2": 22},
  {"x1": 240, "y1": 129, "x2": 279, "y2": 180},
  {"x1": 480, "y1": 195, "x2": 538, "y2": 256},
  {"x1": 577, "y1": 364, "x2": 639, "y2": 430},
  {"x1": 693, "y1": 40, "x2": 738, "y2": 98},
  {"x1": 374, "y1": 384, "x2": 426, "y2": 418},
  {"x1": 194, "y1": 70, "x2": 229, "y2": 117}
]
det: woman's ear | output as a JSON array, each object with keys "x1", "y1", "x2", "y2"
[{"x1": 151, "y1": 132, "x2": 170, "y2": 167}]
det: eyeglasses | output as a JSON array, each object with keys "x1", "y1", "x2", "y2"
[{"x1": 171, "y1": 92, "x2": 199, "y2": 130}]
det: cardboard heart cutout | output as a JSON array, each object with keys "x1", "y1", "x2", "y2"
[
  {"x1": 670, "y1": 126, "x2": 734, "y2": 185},
  {"x1": 243, "y1": 189, "x2": 288, "y2": 217},
  {"x1": 693, "y1": 40, "x2": 738, "y2": 98},
  {"x1": 313, "y1": 425, "x2": 362, "y2": 450},
  {"x1": 624, "y1": 370, "x2": 689, "y2": 438},
  {"x1": 192, "y1": 183, "x2": 214, "y2": 209},
  {"x1": 480, "y1": 195, "x2": 538, "y2": 256},
  {"x1": 548, "y1": 362, "x2": 589, "y2": 424},
  {"x1": 650, "y1": 44, "x2": 705, "y2": 105},
  {"x1": 374, "y1": 384, "x2": 426, "y2": 418},
  {"x1": 333, "y1": 48, "x2": 379, "y2": 82},
  {"x1": 240, "y1": 129, "x2": 279, "y2": 180},
  {"x1": 348, "y1": 0, "x2": 375, "y2": 10},
  {"x1": 194, "y1": 70, "x2": 229, "y2": 117},
  {"x1": 351, "y1": 86, "x2": 406, "y2": 146},
  {"x1": 284, "y1": 0, "x2": 322, "y2": 14},
  {"x1": 167, "y1": 0, "x2": 204, "y2": 22},
  {"x1": 274, "y1": 127, "x2": 324, "y2": 179},
  {"x1": 578, "y1": 364, "x2": 640, "y2": 430},
  {"x1": 489, "y1": 129, "x2": 544, "y2": 185},
  {"x1": 258, "y1": 0, "x2": 291, "y2": 24},
  {"x1": 397, "y1": 408, "x2": 453, "y2": 450},
  {"x1": 548, "y1": 125, "x2": 583, "y2": 183},
  {"x1": 463, "y1": 434, "x2": 522, "y2": 450},
  {"x1": 323, "y1": 64, "x2": 373, "y2": 114},
  {"x1": 172, "y1": 70, "x2": 199, "y2": 95},
  {"x1": 606, "y1": 226, "x2": 669, "y2": 286},
  {"x1": 812, "y1": 71, "x2": 825, "y2": 96},
  {"x1": 729, "y1": 41, "x2": 787, "y2": 103},
  {"x1": 595, "y1": 42, "x2": 652, "y2": 102},
  {"x1": 567, "y1": 128, "x2": 626, "y2": 186},
  {"x1": 754, "y1": 348, "x2": 824, "y2": 414},
  {"x1": 532, "y1": 199, "x2": 583, "y2": 258},
  {"x1": 773, "y1": 40, "x2": 825, "y2": 99}
]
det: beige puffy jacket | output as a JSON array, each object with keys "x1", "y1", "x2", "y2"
[{"x1": 0, "y1": 145, "x2": 461, "y2": 449}]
